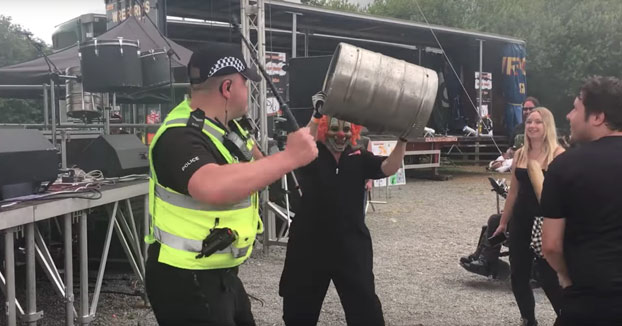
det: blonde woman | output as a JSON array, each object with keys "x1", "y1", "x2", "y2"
[{"x1": 492, "y1": 107, "x2": 565, "y2": 326}]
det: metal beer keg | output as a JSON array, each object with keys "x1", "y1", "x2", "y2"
[
  {"x1": 65, "y1": 66, "x2": 102, "y2": 120},
  {"x1": 320, "y1": 43, "x2": 438, "y2": 138}
]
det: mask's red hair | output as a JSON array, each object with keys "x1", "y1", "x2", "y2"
[{"x1": 316, "y1": 116, "x2": 362, "y2": 145}]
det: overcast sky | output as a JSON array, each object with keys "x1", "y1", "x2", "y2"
[
  {"x1": 3, "y1": 0, "x2": 105, "y2": 44},
  {"x1": 3, "y1": 0, "x2": 376, "y2": 45}
]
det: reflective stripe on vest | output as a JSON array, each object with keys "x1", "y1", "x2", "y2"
[
  {"x1": 153, "y1": 225, "x2": 250, "y2": 258},
  {"x1": 165, "y1": 117, "x2": 225, "y2": 143},
  {"x1": 154, "y1": 183, "x2": 251, "y2": 211}
]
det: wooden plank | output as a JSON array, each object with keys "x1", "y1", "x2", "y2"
[{"x1": 405, "y1": 150, "x2": 441, "y2": 155}]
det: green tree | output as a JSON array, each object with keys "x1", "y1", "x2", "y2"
[
  {"x1": 302, "y1": 0, "x2": 362, "y2": 12},
  {"x1": 367, "y1": 0, "x2": 622, "y2": 126},
  {"x1": 0, "y1": 15, "x2": 50, "y2": 124}
]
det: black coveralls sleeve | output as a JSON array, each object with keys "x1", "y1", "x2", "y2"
[{"x1": 360, "y1": 149, "x2": 388, "y2": 180}]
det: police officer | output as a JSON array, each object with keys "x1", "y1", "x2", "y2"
[{"x1": 145, "y1": 42, "x2": 317, "y2": 326}]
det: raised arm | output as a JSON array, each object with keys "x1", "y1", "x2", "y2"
[
  {"x1": 188, "y1": 127, "x2": 317, "y2": 205},
  {"x1": 381, "y1": 140, "x2": 407, "y2": 176}
]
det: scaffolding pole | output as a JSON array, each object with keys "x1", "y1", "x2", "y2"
[{"x1": 241, "y1": 0, "x2": 272, "y2": 250}]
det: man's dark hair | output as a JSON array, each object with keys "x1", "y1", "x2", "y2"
[
  {"x1": 524, "y1": 96, "x2": 540, "y2": 107},
  {"x1": 580, "y1": 76, "x2": 622, "y2": 131}
]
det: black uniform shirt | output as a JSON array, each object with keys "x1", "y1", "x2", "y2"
[
  {"x1": 291, "y1": 142, "x2": 387, "y2": 244},
  {"x1": 152, "y1": 117, "x2": 228, "y2": 195},
  {"x1": 541, "y1": 136, "x2": 622, "y2": 295}
]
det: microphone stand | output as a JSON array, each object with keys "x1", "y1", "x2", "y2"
[
  {"x1": 230, "y1": 16, "x2": 299, "y2": 132},
  {"x1": 230, "y1": 15, "x2": 303, "y2": 243}
]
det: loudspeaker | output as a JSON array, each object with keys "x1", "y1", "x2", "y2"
[
  {"x1": 0, "y1": 129, "x2": 59, "y2": 200},
  {"x1": 288, "y1": 55, "x2": 332, "y2": 109},
  {"x1": 77, "y1": 134, "x2": 148, "y2": 177}
]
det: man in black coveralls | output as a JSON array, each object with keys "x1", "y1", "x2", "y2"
[{"x1": 279, "y1": 92, "x2": 407, "y2": 325}]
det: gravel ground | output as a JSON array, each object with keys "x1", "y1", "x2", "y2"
[{"x1": 2, "y1": 166, "x2": 558, "y2": 326}]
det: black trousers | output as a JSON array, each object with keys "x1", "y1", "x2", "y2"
[
  {"x1": 280, "y1": 231, "x2": 384, "y2": 326},
  {"x1": 560, "y1": 292, "x2": 622, "y2": 325},
  {"x1": 482, "y1": 213, "x2": 502, "y2": 262},
  {"x1": 281, "y1": 265, "x2": 384, "y2": 326},
  {"x1": 145, "y1": 244, "x2": 255, "y2": 326},
  {"x1": 509, "y1": 216, "x2": 563, "y2": 323}
]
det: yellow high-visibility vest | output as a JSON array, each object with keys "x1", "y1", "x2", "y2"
[{"x1": 145, "y1": 99, "x2": 262, "y2": 270}]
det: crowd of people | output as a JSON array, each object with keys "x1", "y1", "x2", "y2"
[{"x1": 461, "y1": 76, "x2": 622, "y2": 326}]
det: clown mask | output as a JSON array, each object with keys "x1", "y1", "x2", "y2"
[{"x1": 325, "y1": 117, "x2": 352, "y2": 152}]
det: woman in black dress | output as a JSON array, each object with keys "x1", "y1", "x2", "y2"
[{"x1": 492, "y1": 107, "x2": 565, "y2": 326}]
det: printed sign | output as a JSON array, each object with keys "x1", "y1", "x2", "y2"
[
  {"x1": 105, "y1": 0, "x2": 157, "y2": 29},
  {"x1": 370, "y1": 140, "x2": 406, "y2": 187},
  {"x1": 475, "y1": 72, "x2": 492, "y2": 90},
  {"x1": 265, "y1": 51, "x2": 288, "y2": 116}
]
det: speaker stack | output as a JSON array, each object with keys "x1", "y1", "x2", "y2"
[
  {"x1": 0, "y1": 129, "x2": 59, "y2": 200},
  {"x1": 76, "y1": 134, "x2": 149, "y2": 178}
]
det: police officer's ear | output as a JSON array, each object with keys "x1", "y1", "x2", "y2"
[{"x1": 220, "y1": 79, "x2": 233, "y2": 98}]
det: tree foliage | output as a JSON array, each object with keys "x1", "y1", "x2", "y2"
[
  {"x1": 0, "y1": 15, "x2": 50, "y2": 124},
  {"x1": 301, "y1": 0, "x2": 362, "y2": 12}
]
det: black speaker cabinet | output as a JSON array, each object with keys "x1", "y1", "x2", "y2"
[
  {"x1": 288, "y1": 55, "x2": 333, "y2": 109},
  {"x1": 77, "y1": 134, "x2": 148, "y2": 177},
  {"x1": 0, "y1": 129, "x2": 59, "y2": 200}
]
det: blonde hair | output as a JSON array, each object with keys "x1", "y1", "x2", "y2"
[{"x1": 515, "y1": 107, "x2": 559, "y2": 168}]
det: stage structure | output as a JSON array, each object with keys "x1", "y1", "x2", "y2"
[
  {"x1": 0, "y1": 2, "x2": 529, "y2": 324},
  {"x1": 164, "y1": 0, "x2": 527, "y2": 249}
]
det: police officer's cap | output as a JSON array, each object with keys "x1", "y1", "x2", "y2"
[{"x1": 188, "y1": 42, "x2": 261, "y2": 84}]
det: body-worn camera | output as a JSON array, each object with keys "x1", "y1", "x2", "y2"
[
  {"x1": 223, "y1": 131, "x2": 253, "y2": 162},
  {"x1": 195, "y1": 228, "x2": 237, "y2": 259}
]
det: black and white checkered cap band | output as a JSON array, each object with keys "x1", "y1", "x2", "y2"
[{"x1": 208, "y1": 56, "x2": 246, "y2": 77}]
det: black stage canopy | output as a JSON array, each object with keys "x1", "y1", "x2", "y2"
[
  {"x1": 165, "y1": 0, "x2": 524, "y2": 56},
  {"x1": 0, "y1": 16, "x2": 191, "y2": 99}
]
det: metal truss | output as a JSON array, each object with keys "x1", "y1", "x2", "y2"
[{"x1": 240, "y1": 0, "x2": 277, "y2": 250}]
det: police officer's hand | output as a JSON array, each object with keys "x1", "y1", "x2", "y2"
[
  {"x1": 311, "y1": 91, "x2": 326, "y2": 118},
  {"x1": 284, "y1": 127, "x2": 318, "y2": 167}
]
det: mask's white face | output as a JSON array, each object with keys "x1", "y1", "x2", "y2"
[{"x1": 325, "y1": 117, "x2": 352, "y2": 152}]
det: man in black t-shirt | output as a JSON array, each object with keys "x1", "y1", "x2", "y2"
[{"x1": 541, "y1": 76, "x2": 622, "y2": 325}]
